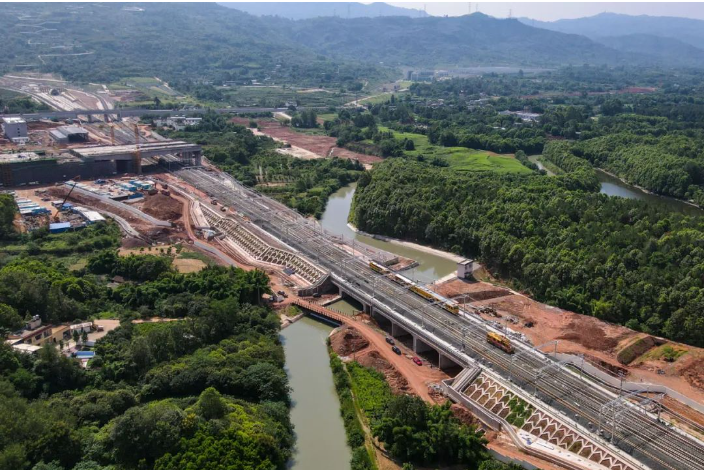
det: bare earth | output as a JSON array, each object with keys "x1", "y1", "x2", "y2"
[
  {"x1": 233, "y1": 117, "x2": 383, "y2": 165},
  {"x1": 436, "y1": 277, "x2": 704, "y2": 405}
]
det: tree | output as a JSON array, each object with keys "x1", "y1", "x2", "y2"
[
  {"x1": 72, "y1": 330, "x2": 79, "y2": 347},
  {"x1": 196, "y1": 387, "x2": 227, "y2": 420},
  {"x1": 0, "y1": 304, "x2": 22, "y2": 331},
  {"x1": 80, "y1": 331, "x2": 88, "y2": 346},
  {"x1": 110, "y1": 402, "x2": 186, "y2": 466}
]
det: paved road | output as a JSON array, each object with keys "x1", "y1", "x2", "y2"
[
  {"x1": 1, "y1": 106, "x2": 324, "y2": 120},
  {"x1": 174, "y1": 167, "x2": 703, "y2": 470}
]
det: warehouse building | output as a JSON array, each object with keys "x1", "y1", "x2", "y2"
[
  {"x1": 0, "y1": 140, "x2": 201, "y2": 187},
  {"x1": 49, "y1": 125, "x2": 89, "y2": 143}
]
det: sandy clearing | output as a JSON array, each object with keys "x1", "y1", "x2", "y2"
[{"x1": 346, "y1": 223, "x2": 465, "y2": 263}]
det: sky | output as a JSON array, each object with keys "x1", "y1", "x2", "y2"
[{"x1": 388, "y1": 2, "x2": 704, "y2": 21}]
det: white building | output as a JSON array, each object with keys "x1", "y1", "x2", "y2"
[
  {"x1": 457, "y1": 259, "x2": 476, "y2": 279},
  {"x1": 2, "y1": 117, "x2": 28, "y2": 144},
  {"x1": 155, "y1": 116, "x2": 202, "y2": 131}
]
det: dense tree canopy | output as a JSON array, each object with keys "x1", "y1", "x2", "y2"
[{"x1": 352, "y1": 158, "x2": 703, "y2": 346}]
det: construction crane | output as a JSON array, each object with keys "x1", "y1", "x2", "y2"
[
  {"x1": 53, "y1": 177, "x2": 80, "y2": 222},
  {"x1": 133, "y1": 124, "x2": 142, "y2": 175}
]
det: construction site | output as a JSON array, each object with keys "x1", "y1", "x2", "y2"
[{"x1": 0, "y1": 75, "x2": 702, "y2": 470}]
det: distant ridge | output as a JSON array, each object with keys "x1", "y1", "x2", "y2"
[
  {"x1": 283, "y1": 13, "x2": 630, "y2": 67},
  {"x1": 518, "y1": 12, "x2": 704, "y2": 49},
  {"x1": 219, "y1": 2, "x2": 428, "y2": 20}
]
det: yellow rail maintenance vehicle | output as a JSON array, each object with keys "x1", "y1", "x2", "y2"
[
  {"x1": 487, "y1": 332, "x2": 514, "y2": 354},
  {"x1": 369, "y1": 261, "x2": 391, "y2": 275},
  {"x1": 443, "y1": 302, "x2": 460, "y2": 315},
  {"x1": 410, "y1": 285, "x2": 436, "y2": 301},
  {"x1": 391, "y1": 273, "x2": 413, "y2": 287}
]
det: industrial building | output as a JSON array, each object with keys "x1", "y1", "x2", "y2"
[
  {"x1": 1, "y1": 117, "x2": 28, "y2": 144},
  {"x1": 0, "y1": 140, "x2": 201, "y2": 187},
  {"x1": 49, "y1": 125, "x2": 89, "y2": 143}
]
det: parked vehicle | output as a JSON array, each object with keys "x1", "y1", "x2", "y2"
[
  {"x1": 312, "y1": 292, "x2": 321, "y2": 298},
  {"x1": 385, "y1": 337, "x2": 395, "y2": 345},
  {"x1": 392, "y1": 346, "x2": 401, "y2": 355}
]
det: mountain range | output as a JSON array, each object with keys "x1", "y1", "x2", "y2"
[
  {"x1": 0, "y1": 3, "x2": 701, "y2": 86},
  {"x1": 518, "y1": 12, "x2": 703, "y2": 49},
  {"x1": 219, "y1": 2, "x2": 427, "y2": 19}
]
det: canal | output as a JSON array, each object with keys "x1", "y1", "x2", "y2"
[
  {"x1": 528, "y1": 155, "x2": 701, "y2": 216},
  {"x1": 320, "y1": 183, "x2": 457, "y2": 283},
  {"x1": 281, "y1": 317, "x2": 351, "y2": 470}
]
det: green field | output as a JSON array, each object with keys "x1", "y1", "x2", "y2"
[
  {"x1": 222, "y1": 86, "x2": 354, "y2": 108},
  {"x1": 379, "y1": 126, "x2": 532, "y2": 174},
  {"x1": 358, "y1": 90, "x2": 408, "y2": 105}
]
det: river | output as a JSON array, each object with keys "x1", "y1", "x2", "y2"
[
  {"x1": 528, "y1": 155, "x2": 701, "y2": 216},
  {"x1": 281, "y1": 317, "x2": 351, "y2": 470},
  {"x1": 320, "y1": 183, "x2": 457, "y2": 283}
]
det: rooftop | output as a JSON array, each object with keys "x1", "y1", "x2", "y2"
[
  {"x1": 70, "y1": 140, "x2": 201, "y2": 159},
  {"x1": 0, "y1": 151, "x2": 78, "y2": 164},
  {"x1": 2, "y1": 117, "x2": 26, "y2": 124}
]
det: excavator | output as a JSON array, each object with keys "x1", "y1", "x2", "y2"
[{"x1": 52, "y1": 177, "x2": 80, "y2": 223}]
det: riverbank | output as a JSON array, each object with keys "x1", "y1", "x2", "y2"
[
  {"x1": 281, "y1": 317, "x2": 352, "y2": 470},
  {"x1": 346, "y1": 223, "x2": 465, "y2": 264},
  {"x1": 595, "y1": 167, "x2": 702, "y2": 210}
]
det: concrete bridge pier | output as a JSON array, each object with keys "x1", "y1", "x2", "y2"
[
  {"x1": 391, "y1": 322, "x2": 410, "y2": 338},
  {"x1": 413, "y1": 335, "x2": 434, "y2": 353},
  {"x1": 439, "y1": 353, "x2": 457, "y2": 370}
]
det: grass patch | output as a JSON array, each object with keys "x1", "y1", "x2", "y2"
[
  {"x1": 329, "y1": 350, "x2": 378, "y2": 470},
  {"x1": 359, "y1": 91, "x2": 408, "y2": 105},
  {"x1": 617, "y1": 336, "x2": 657, "y2": 365},
  {"x1": 378, "y1": 126, "x2": 532, "y2": 174},
  {"x1": 505, "y1": 394, "x2": 534, "y2": 428},
  {"x1": 177, "y1": 250, "x2": 216, "y2": 266},
  {"x1": 68, "y1": 258, "x2": 88, "y2": 271},
  {"x1": 222, "y1": 86, "x2": 351, "y2": 107},
  {"x1": 317, "y1": 113, "x2": 338, "y2": 123},
  {"x1": 535, "y1": 156, "x2": 565, "y2": 175},
  {"x1": 640, "y1": 343, "x2": 689, "y2": 363},
  {"x1": 282, "y1": 305, "x2": 301, "y2": 318}
]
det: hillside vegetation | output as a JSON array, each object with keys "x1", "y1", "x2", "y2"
[
  {"x1": 351, "y1": 155, "x2": 703, "y2": 347},
  {"x1": 1, "y1": 4, "x2": 702, "y2": 91},
  {"x1": 0, "y1": 249, "x2": 291, "y2": 470}
]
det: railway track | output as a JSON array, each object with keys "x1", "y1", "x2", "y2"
[{"x1": 175, "y1": 167, "x2": 703, "y2": 470}]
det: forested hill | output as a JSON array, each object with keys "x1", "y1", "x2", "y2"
[
  {"x1": 1, "y1": 4, "x2": 701, "y2": 86},
  {"x1": 519, "y1": 13, "x2": 704, "y2": 49},
  {"x1": 220, "y1": 1, "x2": 428, "y2": 19},
  {"x1": 0, "y1": 2, "x2": 382, "y2": 86},
  {"x1": 351, "y1": 156, "x2": 704, "y2": 347},
  {"x1": 594, "y1": 34, "x2": 704, "y2": 68},
  {"x1": 282, "y1": 13, "x2": 628, "y2": 68}
]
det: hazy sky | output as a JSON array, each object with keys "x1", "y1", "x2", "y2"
[{"x1": 389, "y1": 2, "x2": 704, "y2": 21}]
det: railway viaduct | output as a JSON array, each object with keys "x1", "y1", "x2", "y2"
[{"x1": 333, "y1": 275, "x2": 465, "y2": 370}]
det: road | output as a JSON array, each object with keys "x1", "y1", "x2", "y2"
[
  {"x1": 174, "y1": 167, "x2": 703, "y2": 470},
  {"x1": 0, "y1": 106, "x2": 325, "y2": 120}
]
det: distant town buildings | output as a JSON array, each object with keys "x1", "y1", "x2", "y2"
[
  {"x1": 154, "y1": 115, "x2": 202, "y2": 131},
  {"x1": 499, "y1": 110, "x2": 542, "y2": 122}
]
